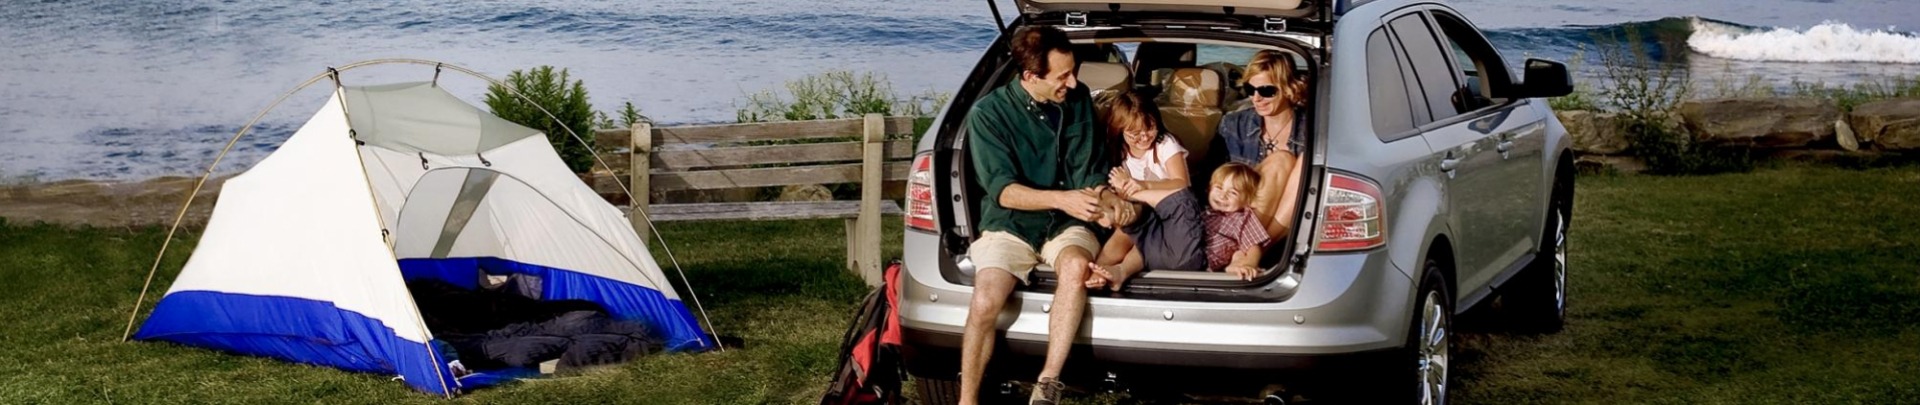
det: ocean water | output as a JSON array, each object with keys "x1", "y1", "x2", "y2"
[{"x1": 2, "y1": 0, "x2": 1916, "y2": 180}]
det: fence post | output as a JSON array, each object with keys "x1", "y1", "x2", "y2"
[
  {"x1": 630, "y1": 121, "x2": 653, "y2": 246},
  {"x1": 857, "y1": 114, "x2": 885, "y2": 286}
]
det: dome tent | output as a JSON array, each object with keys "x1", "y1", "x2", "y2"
[{"x1": 128, "y1": 66, "x2": 712, "y2": 396}]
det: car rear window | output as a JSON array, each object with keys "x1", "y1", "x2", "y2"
[
  {"x1": 1367, "y1": 28, "x2": 1417, "y2": 138},
  {"x1": 1388, "y1": 13, "x2": 1460, "y2": 124}
]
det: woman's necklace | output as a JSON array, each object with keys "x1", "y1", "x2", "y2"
[{"x1": 1260, "y1": 111, "x2": 1295, "y2": 156}]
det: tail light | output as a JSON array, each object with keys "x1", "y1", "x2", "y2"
[
  {"x1": 906, "y1": 152, "x2": 936, "y2": 233},
  {"x1": 1317, "y1": 173, "x2": 1385, "y2": 251}
]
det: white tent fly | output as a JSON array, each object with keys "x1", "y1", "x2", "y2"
[{"x1": 129, "y1": 76, "x2": 711, "y2": 396}]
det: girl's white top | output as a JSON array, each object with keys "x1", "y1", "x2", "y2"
[{"x1": 1122, "y1": 135, "x2": 1187, "y2": 182}]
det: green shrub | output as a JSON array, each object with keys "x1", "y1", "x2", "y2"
[
  {"x1": 1788, "y1": 76, "x2": 1920, "y2": 112},
  {"x1": 736, "y1": 71, "x2": 949, "y2": 123},
  {"x1": 1697, "y1": 64, "x2": 1918, "y2": 113},
  {"x1": 1547, "y1": 46, "x2": 1603, "y2": 111},
  {"x1": 1699, "y1": 65, "x2": 1776, "y2": 99},
  {"x1": 1594, "y1": 26, "x2": 1752, "y2": 175},
  {"x1": 615, "y1": 101, "x2": 650, "y2": 128},
  {"x1": 485, "y1": 66, "x2": 598, "y2": 173},
  {"x1": 592, "y1": 101, "x2": 652, "y2": 132},
  {"x1": 731, "y1": 71, "x2": 950, "y2": 201}
]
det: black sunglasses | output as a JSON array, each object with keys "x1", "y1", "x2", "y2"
[{"x1": 1241, "y1": 85, "x2": 1281, "y2": 98}]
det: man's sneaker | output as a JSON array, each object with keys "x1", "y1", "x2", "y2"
[{"x1": 1029, "y1": 377, "x2": 1065, "y2": 405}]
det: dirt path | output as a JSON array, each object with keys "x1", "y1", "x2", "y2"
[{"x1": 1, "y1": 176, "x2": 226, "y2": 228}]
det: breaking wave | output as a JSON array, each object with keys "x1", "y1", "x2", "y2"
[{"x1": 1688, "y1": 20, "x2": 1920, "y2": 64}]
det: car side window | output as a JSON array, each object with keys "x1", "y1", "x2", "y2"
[
  {"x1": 1387, "y1": 13, "x2": 1460, "y2": 123},
  {"x1": 1431, "y1": 11, "x2": 1513, "y2": 112},
  {"x1": 1367, "y1": 28, "x2": 1417, "y2": 137}
]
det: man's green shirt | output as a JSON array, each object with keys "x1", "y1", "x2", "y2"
[{"x1": 966, "y1": 80, "x2": 1109, "y2": 250}]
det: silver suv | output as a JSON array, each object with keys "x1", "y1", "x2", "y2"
[{"x1": 897, "y1": 0, "x2": 1576, "y2": 402}]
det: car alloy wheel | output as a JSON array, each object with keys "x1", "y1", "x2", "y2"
[
  {"x1": 1417, "y1": 288, "x2": 1449, "y2": 405},
  {"x1": 1550, "y1": 208, "x2": 1567, "y2": 316}
]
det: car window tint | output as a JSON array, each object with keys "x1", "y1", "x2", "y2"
[
  {"x1": 1445, "y1": 38, "x2": 1477, "y2": 79},
  {"x1": 1367, "y1": 28, "x2": 1416, "y2": 137},
  {"x1": 1431, "y1": 11, "x2": 1512, "y2": 111},
  {"x1": 1388, "y1": 13, "x2": 1459, "y2": 123}
]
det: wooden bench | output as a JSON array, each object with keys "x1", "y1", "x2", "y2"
[{"x1": 592, "y1": 114, "x2": 914, "y2": 285}]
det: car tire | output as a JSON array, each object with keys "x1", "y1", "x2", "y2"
[
  {"x1": 1376, "y1": 261, "x2": 1452, "y2": 405},
  {"x1": 1507, "y1": 162, "x2": 1571, "y2": 334},
  {"x1": 913, "y1": 375, "x2": 960, "y2": 405}
]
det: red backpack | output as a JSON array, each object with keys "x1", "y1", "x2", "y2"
[{"x1": 820, "y1": 262, "x2": 906, "y2": 405}]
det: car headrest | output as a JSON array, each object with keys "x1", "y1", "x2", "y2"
[
  {"x1": 1158, "y1": 68, "x2": 1223, "y2": 108},
  {"x1": 1078, "y1": 61, "x2": 1132, "y2": 95}
]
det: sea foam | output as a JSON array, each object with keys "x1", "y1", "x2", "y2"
[{"x1": 1689, "y1": 20, "x2": 1920, "y2": 64}]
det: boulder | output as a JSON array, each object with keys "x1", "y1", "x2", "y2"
[
  {"x1": 1677, "y1": 98, "x2": 1839, "y2": 148},
  {"x1": 1556, "y1": 110, "x2": 1630, "y2": 155},
  {"x1": 1835, "y1": 119, "x2": 1861, "y2": 152},
  {"x1": 1849, "y1": 98, "x2": 1920, "y2": 151}
]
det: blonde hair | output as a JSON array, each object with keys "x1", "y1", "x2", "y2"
[
  {"x1": 1240, "y1": 50, "x2": 1309, "y2": 109},
  {"x1": 1211, "y1": 162, "x2": 1261, "y2": 200}
]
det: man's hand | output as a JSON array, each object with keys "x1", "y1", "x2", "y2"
[
  {"x1": 1098, "y1": 187, "x2": 1139, "y2": 229},
  {"x1": 1056, "y1": 188, "x2": 1103, "y2": 223}
]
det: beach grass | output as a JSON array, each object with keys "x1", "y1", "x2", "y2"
[{"x1": 2, "y1": 163, "x2": 1918, "y2": 403}]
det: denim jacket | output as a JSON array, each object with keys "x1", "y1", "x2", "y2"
[{"x1": 1216, "y1": 108, "x2": 1307, "y2": 165}]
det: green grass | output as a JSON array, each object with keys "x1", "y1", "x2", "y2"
[
  {"x1": 0, "y1": 217, "x2": 900, "y2": 404},
  {"x1": 4, "y1": 164, "x2": 1919, "y2": 403},
  {"x1": 1448, "y1": 163, "x2": 1920, "y2": 404}
]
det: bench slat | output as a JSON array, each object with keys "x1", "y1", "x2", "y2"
[
  {"x1": 596, "y1": 117, "x2": 917, "y2": 154},
  {"x1": 649, "y1": 162, "x2": 910, "y2": 192},
  {"x1": 587, "y1": 167, "x2": 913, "y2": 195},
  {"x1": 593, "y1": 128, "x2": 630, "y2": 153},
  {"x1": 597, "y1": 140, "x2": 914, "y2": 171},
  {"x1": 643, "y1": 200, "x2": 903, "y2": 222}
]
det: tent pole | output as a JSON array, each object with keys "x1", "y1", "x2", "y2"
[{"x1": 331, "y1": 74, "x2": 457, "y2": 398}]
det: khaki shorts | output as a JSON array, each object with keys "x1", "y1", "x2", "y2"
[{"x1": 969, "y1": 226, "x2": 1099, "y2": 284}]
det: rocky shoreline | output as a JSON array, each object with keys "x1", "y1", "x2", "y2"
[
  {"x1": 1, "y1": 176, "x2": 225, "y2": 229},
  {"x1": 1563, "y1": 97, "x2": 1920, "y2": 172}
]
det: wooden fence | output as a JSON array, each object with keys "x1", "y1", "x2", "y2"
[{"x1": 586, "y1": 114, "x2": 917, "y2": 285}]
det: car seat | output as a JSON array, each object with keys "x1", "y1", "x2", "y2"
[
  {"x1": 1077, "y1": 61, "x2": 1133, "y2": 99},
  {"x1": 1154, "y1": 68, "x2": 1225, "y2": 168}
]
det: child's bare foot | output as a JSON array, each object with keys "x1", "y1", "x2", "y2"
[
  {"x1": 1090, "y1": 263, "x2": 1136, "y2": 292},
  {"x1": 1085, "y1": 262, "x2": 1113, "y2": 290}
]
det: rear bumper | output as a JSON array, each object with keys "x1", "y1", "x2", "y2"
[
  {"x1": 895, "y1": 231, "x2": 1416, "y2": 374},
  {"x1": 899, "y1": 327, "x2": 1399, "y2": 376}
]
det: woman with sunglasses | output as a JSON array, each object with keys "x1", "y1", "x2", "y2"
[{"x1": 1216, "y1": 49, "x2": 1309, "y2": 241}]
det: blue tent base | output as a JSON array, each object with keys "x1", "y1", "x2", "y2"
[
  {"x1": 398, "y1": 257, "x2": 715, "y2": 351},
  {"x1": 133, "y1": 257, "x2": 712, "y2": 396},
  {"x1": 134, "y1": 291, "x2": 459, "y2": 395},
  {"x1": 457, "y1": 367, "x2": 542, "y2": 390}
]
